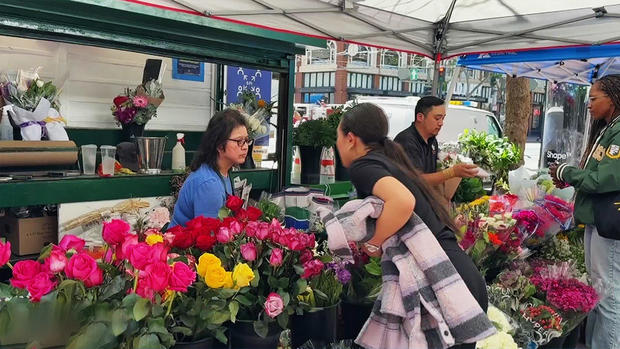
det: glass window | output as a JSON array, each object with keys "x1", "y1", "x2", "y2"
[
  {"x1": 487, "y1": 115, "x2": 502, "y2": 137},
  {"x1": 331, "y1": 72, "x2": 336, "y2": 86},
  {"x1": 381, "y1": 50, "x2": 400, "y2": 68},
  {"x1": 310, "y1": 73, "x2": 316, "y2": 87},
  {"x1": 304, "y1": 74, "x2": 309, "y2": 87}
]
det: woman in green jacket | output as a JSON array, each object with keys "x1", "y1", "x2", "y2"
[{"x1": 551, "y1": 74, "x2": 620, "y2": 349}]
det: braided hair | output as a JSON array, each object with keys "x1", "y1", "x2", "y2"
[{"x1": 580, "y1": 74, "x2": 620, "y2": 167}]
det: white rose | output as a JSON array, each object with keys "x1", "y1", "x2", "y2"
[{"x1": 36, "y1": 80, "x2": 44, "y2": 88}]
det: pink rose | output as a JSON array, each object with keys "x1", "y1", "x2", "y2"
[
  {"x1": 118, "y1": 233, "x2": 139, "y2": 260},
  {"x1": 143, "y1": 262, "x2": 170, "y2": 292},
  {"x1": 301, "y1": 259, "x2": 324, "y2": 279},
  {"x1": 84, "y1": 267, "x2": 104, "y2": 288},
  {"x1": 299, "y1": 249, "x2": 313, "y2": 264},
  {"x1": 11, "y1": 260, "x2": 42, "y2": 289},
  {"x1": 59, "y1": 235, "x2": 85, "y2": 252},
  {"x1": 129, "y1": 243, "x2": 155, "y2": 270},
  {"x1": 256, "y1": 224, "x2": 270, "y2": 240},
  {"x1": 66, "y1": 252, "x2": 98, "y2": 282},
  {"x1": 264, "y1": 292, "x2": 284, "y2": 318},
  {"x1": 269, "y1": 248, "x2": 284, "y2": 267},
  {"x1": 132, "y1": 95, "x2": 148, "y2": 108},
  {"x1": 102, "y1": 219, "x2": 130, "y2": 245},
  {"x1": 229, "y1": 220, "x2": 243, "y2": 235},
  {"x1": 150, "y1": 243, "x2": 170, "y2": 263},
  {"x1": 216, "y1": 227, "x2": 233, "y2": 243},
  {"x1": 0, "y1": 240, "x2": 11, "y2": 267},
  {"x1": 169, "y1": 262, "x2": 196, "y2": 292},
  {"x1": 240, "y1": 242, "x2": 257, "y2": 262},
  {"x1": 135, "y1": 277, "x2": 155, "y2": 301},
  {"x1": 46, "y1": 248, "x2": 68, "y2": 273},
  {"x1": 26, "y1": 272, "x2": 56, "y2": 303},
  {"x1": 245, "y1": 221, "x2": 259, "y2": 238}
]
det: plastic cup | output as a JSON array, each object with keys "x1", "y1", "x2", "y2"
[
  {"x1": 100, "y1": 145, "x2": 116, "y2": 176},
  {"x1": 81, "y1": 144, "x2": 97, "y2": 175}
]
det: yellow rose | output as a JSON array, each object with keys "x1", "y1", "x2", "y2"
[
  {"x1": 145, "y1": 234, "x2": 164, "y2": 246},
  {"x1": 232, "y1": 263, "x2": 255, "y2": 288},
  {"x1": 223, "y1": 271, "x2": 234, "y2": 289},
  {"x1": 197, "y1": 253, "x2": 221, "y2": 278},
  {"x1": 204, "y1": 265, "x2": 227, "y2": 289}
]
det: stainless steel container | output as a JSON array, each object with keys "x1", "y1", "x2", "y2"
[{"x1": 136, "y1": 136, "x2": 167, "y2": 174}]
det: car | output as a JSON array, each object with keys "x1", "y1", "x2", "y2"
[{"x1": 350, "y1": 96, "x2": 502, "y2": 143}]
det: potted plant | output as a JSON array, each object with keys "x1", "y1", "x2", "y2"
[
  {"x1": 292, "y1": 114, "x2": 337, "y2": 184},
  {"x1": 111, "y1": 79, "x2": 165, "y2": 142},
  {"x1": 338, "y1": 244, "x2": 382, "y2": 340},
  {"x1": 292, "y1": 259, "x2": 345, "y2": 347}
]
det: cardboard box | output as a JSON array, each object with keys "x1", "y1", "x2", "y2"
[{"x1": 0, "y1": 216, "x2": 58, "y2": 255}]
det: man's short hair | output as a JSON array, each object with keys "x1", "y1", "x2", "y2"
[{"x1": 415, "y1": 96, "x2": 445, "y2": 119}]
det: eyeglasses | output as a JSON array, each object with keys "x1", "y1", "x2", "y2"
[{"x1": 228, "y1": 137, "x2": 253, "y2": 147}]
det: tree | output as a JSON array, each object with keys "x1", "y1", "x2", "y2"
[{"x1": 504, "y1": 76, "x2": 531, "y2": 162}]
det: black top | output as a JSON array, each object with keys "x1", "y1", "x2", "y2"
[
  {"x1": 349, "y1": 151, "x2": 455, "y2": 241},
  {"x1": 394, "y1": 124, "x2": 439, "y2": 174}
]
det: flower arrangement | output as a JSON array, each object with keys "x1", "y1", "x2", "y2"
[
  {"x1": 228, "y1": 89, "x2": 274, "y2": 139},
  {"x1": 0, "y1": 67, "x2": 68, "y2": 140},
  {"x1": 111, "y1": 79, "x2": 164, "y2": 125},
  {"x1": 167, "y1": 195, "x2": 320, "y2": 338},
  {"x1": 339, "y1": 243, "x2": 382, "y2": 304},
  {"x1": 476, "y1": 306, "x2": 520, "y2": 349}
]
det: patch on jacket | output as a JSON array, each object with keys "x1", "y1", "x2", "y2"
[
  {"x1": 606, "y1": 144, "x2": 620, "y2": 159},
  {"x1": 593, "y1": 145, "x2": 606, "y2": 161}
]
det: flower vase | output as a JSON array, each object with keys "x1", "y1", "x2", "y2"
[
  {"x1": 291, "y1": 302, "x2": 339, "y2": 348},
  {"x1": 339, "y1": 300, "x2": 373, "y2": 340},
  {"x1": 298, "y1": 145, "x2": 322, "y2": 184},
  {"x1": 240, "y1": 143, "x2": 256, "y2": 169},
  {"x1": 171, "y1": 336, "x2": 214, "y2": 349},
  {"x1": 120, "y1": 123, "x2": 145, "y2": 142},
  {"x1": 228, "y1": 320, "x2": 282, "y2": 349}
]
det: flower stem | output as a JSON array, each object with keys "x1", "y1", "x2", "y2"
[
  {"x1": 6, "y1": 262, "x2": 13, "y2": 270},
  {"x1": 133, "y1": 268, "x2": 139, "y2": 293},
  {"x1": 165, "y1": 291, "x2": 176, "y2": 317}
]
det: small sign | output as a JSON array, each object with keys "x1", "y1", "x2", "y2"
[{"x1": 172, "y1": 59, "x2": 204, "y2": 82}]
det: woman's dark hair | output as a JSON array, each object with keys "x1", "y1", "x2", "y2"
[
  {"x1": 580, "y1": 74, "x2": 620, "y2": 167},
  {"x1": 340, "y1": 102, "x2": 457, "y2": 231},
  {"x1": 190, "y1": 109, "x2": 248, "y2": 172}
]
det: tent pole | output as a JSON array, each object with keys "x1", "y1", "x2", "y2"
[
  {"x1": 431, "y1": 0, "x2": 457, "y2": 96},
  {"x1": 444, "y1": 65, "x2": 462, "y2": 105},
  {"x1": 431, "y1": 59, "x2": 441, "y2": 96}
]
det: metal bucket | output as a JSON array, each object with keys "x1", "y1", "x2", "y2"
[{"x1": 136, "y1": 136, "x2": 167, "y2": 174}]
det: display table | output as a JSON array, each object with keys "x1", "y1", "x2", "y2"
[{"x1": 0, "y1": 169, "x2": 278, "y2": 208}]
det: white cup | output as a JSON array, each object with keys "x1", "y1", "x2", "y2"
[
  {"x1": 81, "y1": 144, "x2": 97, "y2": 175},
  {"x1": 100, "y1": 145, "x2": 116, "y2": 176}
]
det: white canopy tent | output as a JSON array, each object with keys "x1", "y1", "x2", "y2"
[{"x1": 124, "y1": 0, "x2": 620, "y2": 92}]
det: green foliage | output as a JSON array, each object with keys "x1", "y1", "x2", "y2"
[
  {"x1": 257, "y1": 199, "x2": 283, "y2": 222},
  {"x1": 344, "y1": 257, "x2": 382, "y2": 304},
  {"x1": 303, "y1": 270, "x2": 343, "y2": 308},
  {"x1": 292, "y1": 107, "x2": 344, "y2": 148},
  {"x1": 454, "y1": 177, "x2": 486, "y2": 203},
  {"x1": 5, "y1": 79, "x2": 61, "y2": 111},
  {"x1": 458, "y1": 129, "x2": 522, "y2": 184}
]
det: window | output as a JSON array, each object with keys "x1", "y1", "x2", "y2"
[
  {"x1": 487, "y1": 115, "x2": 502, "y2": 137},
  {"x1": 410, "y1": 82, "x2": 427, "y2": 95},
  {"x1": 381, "y1": 50, "x2": 403, "y2": 68},
  {"x1": 301, "y1": 93, "x2": 335, "y2": 104},
  {"x1": 348, "y1": 45, "x2": 373, "y2": 67},
  {"x1": 305, "y1": 40, "x2": 336, "y2": 65},
  {"x1": 380, "y1": 76, "x2": 401, "y2": 91},
  {"x1": 347, "y1": 73, "x2": 373, "y2": 89},
  {"x1": 303, "y1": 72, "x2": 335, "y2": 88}
]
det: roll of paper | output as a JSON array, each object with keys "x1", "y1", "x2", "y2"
[{"x1": 0, "y1": 140, "x2": 78, "y2": 167}]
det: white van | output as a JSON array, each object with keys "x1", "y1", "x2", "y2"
[{"x1": 351, "y1": 96, "x2": 502, "y2": 143}]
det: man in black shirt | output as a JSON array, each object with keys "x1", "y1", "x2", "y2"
[{"x1": 395, "y1": 96, "x2": 478, "y2": 188}]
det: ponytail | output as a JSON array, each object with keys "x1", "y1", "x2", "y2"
[{"x1": 341, "y1": 103, "x2": 457, "y2": 231}]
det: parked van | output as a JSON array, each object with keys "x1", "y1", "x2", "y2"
[{"x1": 351, "y1": 96, "x2": 502, "y2": 143}]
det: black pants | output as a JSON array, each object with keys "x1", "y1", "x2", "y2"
[{"x1": 439, "y1": 238, "x2": 489, "y2": 349}]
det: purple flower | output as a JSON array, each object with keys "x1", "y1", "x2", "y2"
[
  {"x1": 114, "y1": 107, "x2": 137, "y2": 124},
  {"x1": 336, "y1": 268, "x2": 351, "y2": 284}
]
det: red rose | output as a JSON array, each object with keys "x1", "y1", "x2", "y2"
[
  {"x1": 45, "y1": 247, "x2": 68, "y2": 273},
  {"x1": 58, "y1": 235, "x2": 85, "y2": 252},
  {"x1": 169, "y1": 262, "x2": 196, "y2": 292},
  {"x1": 235, "y1": 209, "x2": 249, "y2": 222},
  {"x1": 102, "y1": 219, "x2": 131, "y2": 245},
  {"x1": 113, "y1": 95, "x2": 129, "y2": 107},
  {"x1": 26, "y1": 272, "x2": 56, "y2": 302},
  {"x1": 195, "y1": 232, "x2": 217, "y2": 251},
  {"x1": 11, "y1": 260, "x2": 42, "y2": 289},
  {"x1": 169, "y1": 226, "x2": 195, "y2": 249},
  {"x1": 245, "y1": 221, "x2": 259, "y2": 238},
  {"x1": 84, "y1": 267, "x2": 103, "y2": 288},
  {"x1": 225, "y1": 195, "x2": 244, "y2": 212},
  {"x1": 118, "y1": 233, "x2": 139, "y2": 260},
  {"x1": 222, "y1": 217, "x2": 237, "y2": 228},
  {"x1": 246, "y1": 207, "x2": 263, "y2": 221},
  {"x1": 186, "y1": 216, "x2": 221, "y2": 235},
  {"x1": 66, "y1": 253, "x2": 98, "y2": 282},
  {"x1": 143, "y1": 262, "x2": 170, "y2": 292}
]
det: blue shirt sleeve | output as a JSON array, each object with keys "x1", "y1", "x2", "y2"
[{"x1": 193, "y1": 177, "x2": 226, "y2": 219}]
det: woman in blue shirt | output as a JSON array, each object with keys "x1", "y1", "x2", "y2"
[{"x1": 170, "y1": 109, "x2": 251, "y2": 227}]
